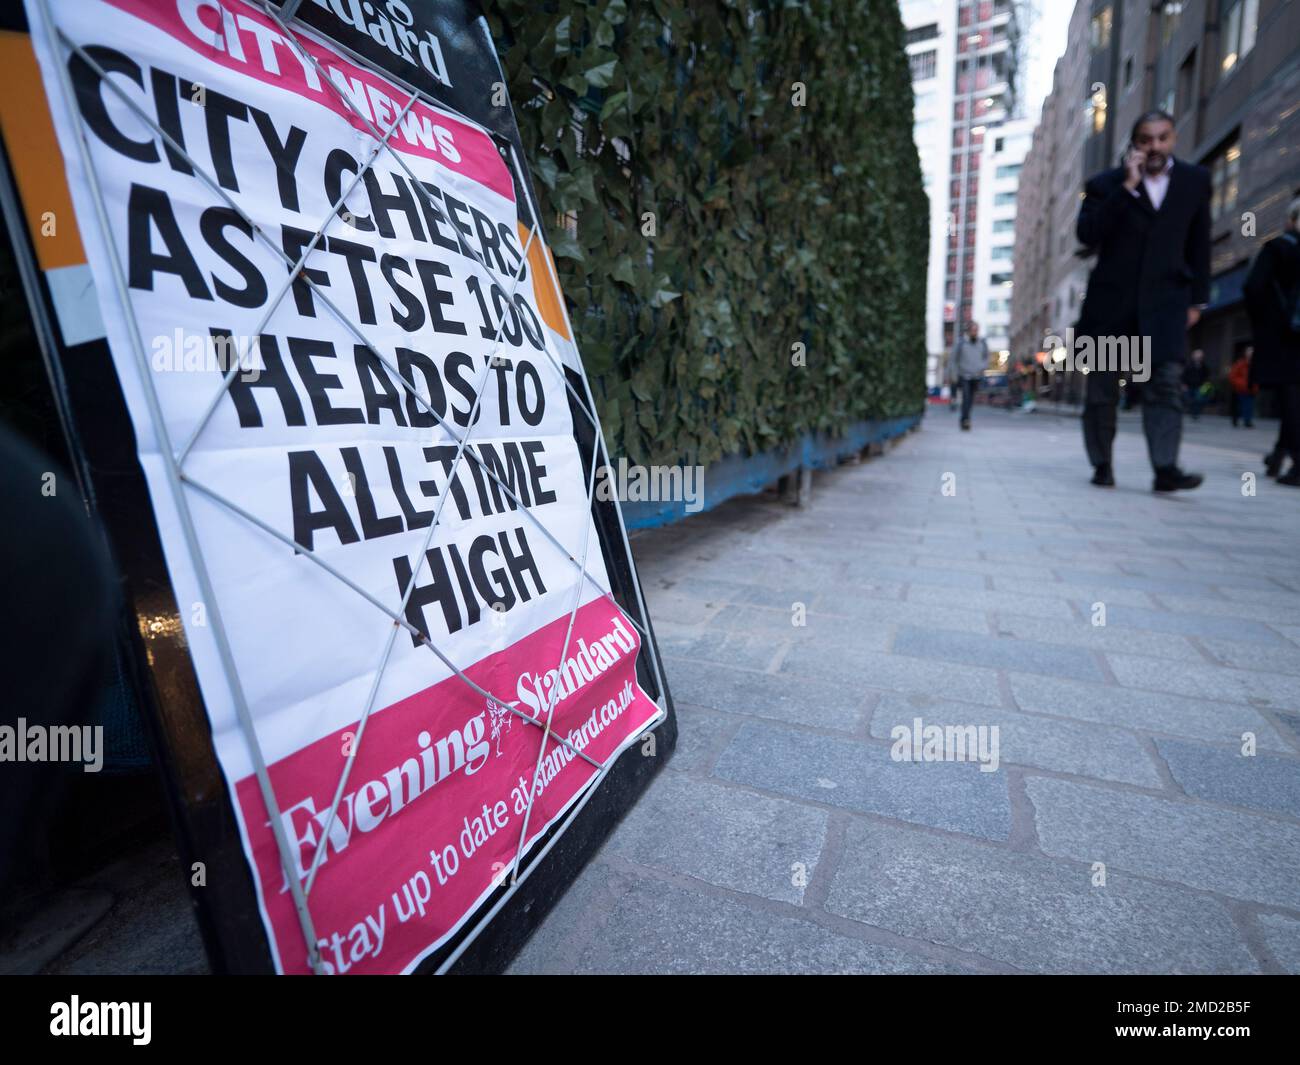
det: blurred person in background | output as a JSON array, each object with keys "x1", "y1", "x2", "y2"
[
  {"x1": 948, "y1": 320, "x2": 989, "y2": 432},
  {"x1": 1183, "y1": 349, "x2": 1210, "y2": 420},
  {"x1": 1228, "y1": 343, "x2": 1258, "y2": 428},
  {"x1": 1245, "y1": 192, "x2": 1300, "y2": 486},
  {"x1": 1075, "y1": 111, "x2": 1210, "y2": 492}
]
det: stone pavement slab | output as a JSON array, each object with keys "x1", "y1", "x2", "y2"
[
  {"x1": 1026, "y1": 776, "x2": 1300, "y2": 910},
  {"x1": 508, "y1": 865, "x2": 964, "y2": 975},
  {"x1": 892, "y1": 624, "x2": 1107, "y2": 682},
  {"x1": 663, "y1": 656, "x2": 869, "y2": 732},
  {"x1": 510, "y1": 409, "x2": 1300, "y2": 973},
  {"x1": 868, "y1": 693, "x2": 1163, "y2": 787},
  {"x1": 824, "y1": 819, "x2": 1257, "y2": 975},
  {"x1": 1007, "y1": 671, "x2": 1292, "y2": 749},
  {"x1": 991, "y1": 612, "x2": 1205, "y2": 662},
  {"x1": 1105, "y1": 651, "x2": 1300, "y2": 708},
  {"x1": 1254, "y1": 914, "x2": 1300, "y2": 975},
  {"x1": 1085, "y1": 602, "x2": 1289, "y2": 644},
  {"x1": 711, "y1": 720, "x2": 1012, "y2": 840},
  {"x1": 603, "y1": 772, "x2": 829, "y2": 905},
  {"x1": 1155, "y1": 739, "x2": 1300, "y2": 818},
  {"x1": 780, "y1": 646, "x2": 1007, "y2": 706}
]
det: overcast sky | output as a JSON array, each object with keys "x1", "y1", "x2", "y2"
[{"x1": 1020, "y1": 0, "x2": 1073, "y2": 122}]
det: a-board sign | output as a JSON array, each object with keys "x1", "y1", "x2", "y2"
[{"x1": 1, "y1": 0, "x2": 674, "y2": 974}]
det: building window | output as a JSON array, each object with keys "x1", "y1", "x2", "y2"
[
  {"x1": 1123, "y1": 56, "x2": 1133, "y2": 89},
  {"x1": 991, "y1": 246, "x2": 1013, "y2": 260},
  {"x1": 1153, "y1": 3, "x2": 1182, "y2": 113},
  {"x1": 1090, "y1": 6, "x2": 1112, "y2": 51},
  {"x1": 1220, "y1": 0, "x2": 1259, "y2": 78},
  {"x1": 910, "y1": 49, "x2": 937, "y2": 82},
  {"x1": 905, "y1": 23, "x2": 939, "y2": 47},
  {"x1": 993, "y1": 219, "x2": 1015, "y2": 233},
  {"x1": 1086, "y1": 83, "x2": 1107, "y2": 135},
  {"x1": 1210, "y1": 138, "x2": 1241, "y2": 218},
  {"x1": 1177, "y1": 49, "x2": 1197, "y2": 115},
  {"x1": 995, "y1": 191, "x2": 1017, "y2": 206},
  {"x1": 1161, "y1": 4, "x2": 1180, "y2": 46},
  {"x1": 996, "y1": 163, "x2": 1022, "y2": 180}
]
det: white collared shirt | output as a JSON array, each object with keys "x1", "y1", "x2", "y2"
[{"x1": 1130, "y1": 157, "x2": 1175, "y2": 210}]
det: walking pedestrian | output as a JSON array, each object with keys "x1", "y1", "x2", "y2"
[
  {"x1": 1228, "y1": 343, "x2": 1258, "y2": 427},
  {"x1": 1244, "y1": 192, "x2": 1300, "y2": 486},
  {"x1": 1183, "y1": 349, "x2": 1209, "y2": 420},
  {"x1": 1075, "y1": 111, "x2": 1210, "y2": 491},
  {"x1": 948, "y1": 320, "x2": 989, "y2": 432}
]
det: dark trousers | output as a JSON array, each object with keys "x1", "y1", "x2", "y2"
[
  {"x1": 1231, "y1": 393, "x2": 1255, "y2": 426},
  {"x1": 1083, "y1": 360, "x2": 1185, "y2": 471},
  {"x1": 959, "y1": 376, "x2": 979, "y2": 422},
  {"x1": 1273, "y1": 383, "x2": 1300, "y2": 462}
]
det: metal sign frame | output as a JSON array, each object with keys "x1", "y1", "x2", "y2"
[{"x1": 0, "y1": 0, "x2": 675, "y2": 974}]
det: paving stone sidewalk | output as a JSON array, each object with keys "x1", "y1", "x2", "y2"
[{"x1": 509, "y1": 407, "x2": 1300, "y2": 974}]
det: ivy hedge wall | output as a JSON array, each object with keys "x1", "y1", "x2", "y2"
[{"x1": 482, "y1": 0, "x2": 928, "y2": 467}]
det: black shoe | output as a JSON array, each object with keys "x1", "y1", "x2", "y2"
[
  {"x1": 1265, "y1": 451, "x2": 1283, "y2": 477},
  {"x1": 960, "y1": 419, "x2": 971, "y2": 431},
  {"x1": 1278, "y1": 467, "x2": 1300, "y2": 487},
  {"x1": 1153, "y1": 466, "x2": 1203, "y2": 492},
  {"x1": 1091, "y1": 464, "x2": 1115, "y2": 487}
]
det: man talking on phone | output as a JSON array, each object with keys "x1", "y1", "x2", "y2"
[{"x1": 1075, "y1": 110, "x2": 1212, "y2": 492}]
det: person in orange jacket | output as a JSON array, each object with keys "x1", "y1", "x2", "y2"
[{"x1": 1228, "y1": 342, "x2": 1259, "y2": 427}]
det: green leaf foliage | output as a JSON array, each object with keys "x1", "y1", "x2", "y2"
[{"x1": 482, "y1": 1, "x2": 928, "y2": 467}]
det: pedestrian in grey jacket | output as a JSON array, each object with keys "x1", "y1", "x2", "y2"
[{"x1": 949, "y1": 321, "x2": 989, "y2": 430}]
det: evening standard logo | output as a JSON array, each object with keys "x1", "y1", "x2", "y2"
[
  {"x1": 309, "y1": 0, "x2": 453, "y2": 86},
  {"x1": 276, "y1": 712, "x2": 491, "y2": 890},
  {"x1": 50, "y1": 997, "x2": 151, "y2": 1045},
  {"x1": 514, "y1": 615, "x2": 639, "y2": 718},
  {"x1": 485, "y1": 696, "x2": 513, "y2": 756}
]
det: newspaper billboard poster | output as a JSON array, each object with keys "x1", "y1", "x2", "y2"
[{"x1": 23, "y1": 0, "x2": 665, "y2": 974}]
